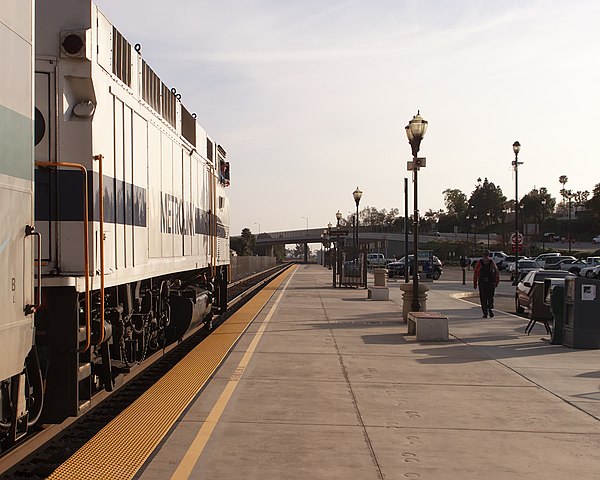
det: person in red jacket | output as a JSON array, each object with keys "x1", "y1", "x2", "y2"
[{"x1": 473, "y1": 249, "x2": 500, "y2": 318}]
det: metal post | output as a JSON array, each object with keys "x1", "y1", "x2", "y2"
[
  {"x1": 411, "y1": 167, "x2": 420, "y2": 311},
  {"x1": 568, "y1": 195, "x2": 572, "y2": 254},
  {"x1": 542, "y1": 205, "x2": 545, "y2": 252},
  {"x1": 405, "y1": 111, "x2": 427, "y2": 309},
  {"x1": 404, "y1": 177, "x2": 409, "y2": 284},
  {"x1": 514, "y1": 150, "x2": 520, "y2": 283},
  {"x1": 332, "y1": 242, "x2": 337, "y2": 287},
  {"x1": 355, "y1": 207, "x2": 359, "y2": 264}
]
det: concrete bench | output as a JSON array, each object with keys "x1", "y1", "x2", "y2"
[
  {"x1": 407, "y1": 311, "x2": 449, "y2": 341},
  {"x1": 367, "y1": 286, "x2": 389, "y2": 300}
]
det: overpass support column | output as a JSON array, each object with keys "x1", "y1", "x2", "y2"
[{"x1": 304, "y1": 243, "x2": 308, "y2": 263}]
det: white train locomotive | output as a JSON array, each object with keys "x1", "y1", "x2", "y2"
[{"x1": 2, "y1": 0, "x2": 231, "y2": 445}]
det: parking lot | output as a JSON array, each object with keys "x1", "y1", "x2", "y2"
[{"x1": 387, "y1": 265, "x2": 527, "y2": 319}]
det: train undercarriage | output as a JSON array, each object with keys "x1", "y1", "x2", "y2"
[{"x1": 0, "y1": 265, "x2": 228, "y2": 450}]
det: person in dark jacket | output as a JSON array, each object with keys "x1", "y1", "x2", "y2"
[{"x1": 473, "y1": 249, "x2": 500, "y2": 318}]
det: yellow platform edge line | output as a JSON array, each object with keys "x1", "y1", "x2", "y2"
[{"x1": 47, "y1": 266, "x2": 296, "y2": 480}]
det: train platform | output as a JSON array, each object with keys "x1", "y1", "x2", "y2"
[{"x1": 56, "y1": 264, "x2": 600, "y2": 479}]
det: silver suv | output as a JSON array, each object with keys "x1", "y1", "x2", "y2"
[{"x1": 366, "y1": 253, "x2": 388, "y2": 268}]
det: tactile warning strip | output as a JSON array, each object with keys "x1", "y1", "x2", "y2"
[{"x1": 47, "y1": 266, "x2": 295, "y2": 480}]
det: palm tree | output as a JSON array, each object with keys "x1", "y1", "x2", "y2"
[{"x1": 559, "y1": 175, "x2": 568, "y2": 206}]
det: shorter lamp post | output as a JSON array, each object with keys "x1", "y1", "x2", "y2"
[
  {"x1": 501, "y1": 208, "x2": 507, "y2": 249},
  {"x1": 334, "y1": 211, "x2": 343, "y2": 286},
  {"x1": 472, "y1": 214, "x2": 477, "y2": 254},
  {"x1": 486, "y1": 212, "x2": 491, "y2": 249},
  {"x1": 405, "y1": 111, "x2": 428, "y2": 312},
  {"x1": 321, "y1": 229, "x2": 326, "y2": 266},
  {"x1": 353, "y1": 187, "x2": 363, "y2": 264},
  {"x1": 404, "y1": 177, "x2": 409, "y2": 283},
  {"x1": 567, "y1": 192, "x2": 573, "y2": 254},
  {"x1": 541, "y1": 199, "x2": 546, "y2": 252},
  {"x1": 327, "y1": 222, "x2": 332, "y2": 269}
]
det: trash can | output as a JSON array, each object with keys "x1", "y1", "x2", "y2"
[
  {"x1": 563, "y1": 276, "x2": 600, "y2": 349},
  {"x1": 549, "y1": 284, "x2": 565, "y2": 345}
]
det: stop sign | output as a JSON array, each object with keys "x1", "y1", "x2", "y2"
[{"x1": 510, "y1": 233, "x2": 523, "y2": 244}]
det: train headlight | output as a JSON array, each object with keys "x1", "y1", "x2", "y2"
[{"x1": 73, "y1": 100, "x2": 96, "y2": 119}]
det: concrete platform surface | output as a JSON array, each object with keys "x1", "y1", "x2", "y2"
[{"x1": 140, "y1": 264, "x2": 600, "y2": 480}]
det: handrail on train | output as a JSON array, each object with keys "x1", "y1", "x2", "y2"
[
  {"x1": 35, "y1": 161, "x2": 92, "y2": 354},
  {"x1": 93, "y1": 154, "x2": 106, "y2": 346},
  {"x1": 24, "y1": 224, "x2": 42, "y2": 315}
]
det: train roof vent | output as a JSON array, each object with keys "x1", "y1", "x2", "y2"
[{"x1": 60, "y1": 30, "x2": 89, "y2": 60}]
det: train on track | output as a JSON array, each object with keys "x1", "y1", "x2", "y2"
[{"x1": 1, "y1": 0, "x2": 231, "y2": 449}]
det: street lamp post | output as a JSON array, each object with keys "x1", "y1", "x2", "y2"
[
  {"x1": 353, "y1": 187, "x2": 363, "y2": 265},
  {"x1": 404, "y1": 177, "x2": 409, "y2": 283},
  {"x1": 472, "y1": 214, "x2": 478, "y2": 254},
  {"x1": 541, "y1": 199, "x2": 546, "y2": 252},
  {"x1": 334, "y1": 211, "x2": 343, "y2": 286},
  {"x1": 501, "y1": 209, "x2": 506, "y2": 249},
  {"x1": 405, "y1": 111, "x2": 428, "y2": 312},
  {"x1": 486, "y1": 212, "x2": 491, "y2": 249},
  {"x1": 512, "y1": 141, "x2": 522, "y2": 283},
  {"x1": 568, "y1": 193, "x2": 573, "y2": 254},
  {"x1": 327, "y1": 222, "x2": 332, "y2": 269}
]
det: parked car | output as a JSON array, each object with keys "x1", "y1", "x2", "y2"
[
  {"x1": 593, "y1": 235, "x2": 600, "y2": 244},
  {"x1": 366, "y1": 253, "x2": 389, "y2": 268},
  {"x1": 543, "y1": 232, "x2": 561, "y2": 242},
  {"x1": 509, "y1": 259, "x2": 539, "y2": 282},
  {"x1": 387, "y1": 255, "x2": 443, "y2": 280},
  {"x1": 515, "y1": 270, "x2": 575, "y2": 314},
  {"x1": 579, "y1": 265, "x2": 600, "y2": 279},
  {"x1": 543, "y1": 255, "x2": 576, "y2": 269},
  {"x1": 586, "y1": 256, "x2": 600, "y2": 266},
  {"x1": 532, "y1": 252, "x2": 561, "y2": 268},
  {"x1": 497, "y1": 255, "x2": 520, "y2": 271},
  {"x1": 545, "y1": 258, "x2": 588, "y2": 274},
  {"x1": 469, "y1": 252, "x2": 506, "y2": 269}
]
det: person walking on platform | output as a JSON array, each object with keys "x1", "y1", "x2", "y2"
[{"x1": 473, "y1": 249, "x2": 500, "y2": 318}]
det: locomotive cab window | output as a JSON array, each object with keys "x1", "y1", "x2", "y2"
[{"x1": 219, "y1": 161, "x2": 230, "y2": 186}]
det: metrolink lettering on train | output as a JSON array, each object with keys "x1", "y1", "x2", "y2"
[{"x1": 160, "y1": 192, "x2": 196, "y2": 235}]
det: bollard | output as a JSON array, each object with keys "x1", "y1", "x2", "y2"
[
  {"x1": 462, "y1": 267, "x2": 466, "y2": 285},
  {"x1": 373, "y1": 268, "x2": 388, "y2": 287},
  {"x1": 399, "y1": 283, "x2": 430, "y2": 321}
]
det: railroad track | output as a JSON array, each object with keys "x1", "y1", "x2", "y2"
[{"x1": 0, "y1": 263, "x2": 293, "y2": 479}]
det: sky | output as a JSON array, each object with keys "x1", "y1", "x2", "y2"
[{"x1": 95, "y1": 0, "x2": 600, "y2": 236}]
